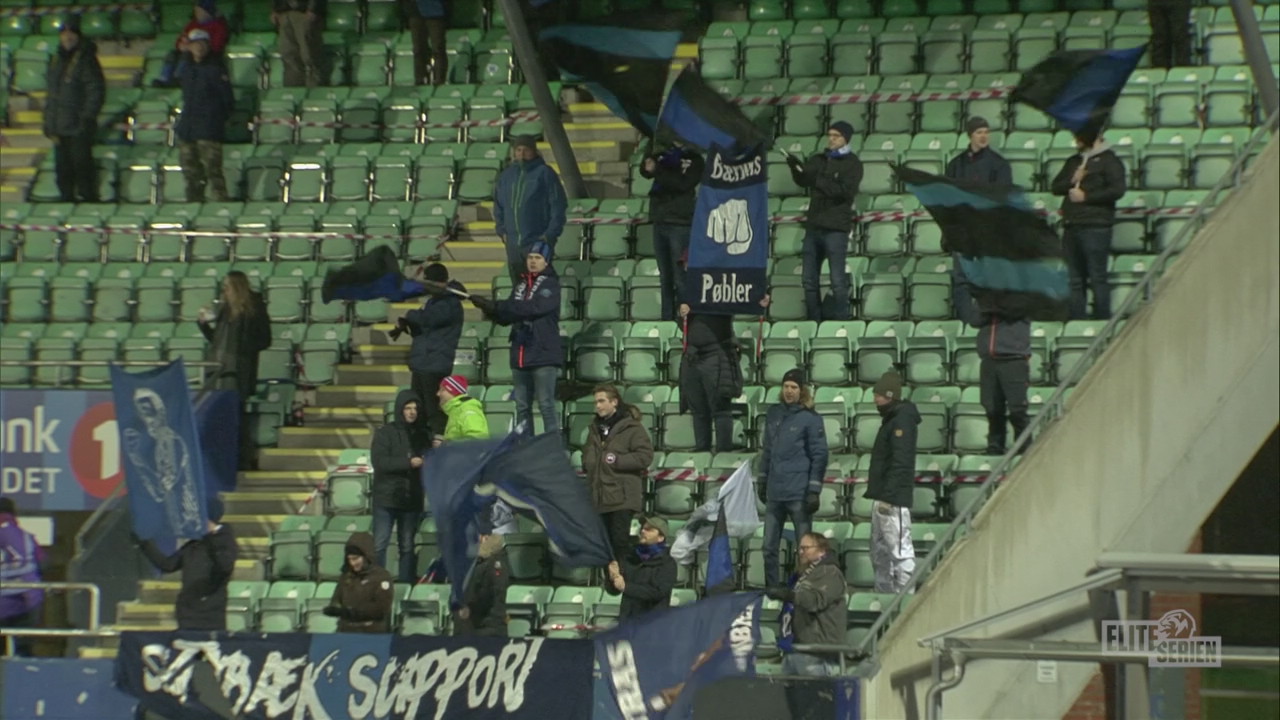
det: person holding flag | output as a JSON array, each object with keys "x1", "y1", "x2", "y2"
[
  {"x1": 453, "y1": 515, "x2": 510, "y2": 637},
  {"x1": 399, "y1": 262, "x2": 464, "y2": 440},
  {"x1": 134, "y1": 495, "x2": 239, "y2": 631},
  {"x1": 583, "y1": 384, "x2": 655, "y2": 561},
  {"x1": 640, "y1": 143, "x2": 705, "y2": 321},
  {"x1": 607, "y1": 516, "x2": 677, "y2": 620},
  {"x1": 769, "y1": 532, "x2": 848, "y2": 677}
]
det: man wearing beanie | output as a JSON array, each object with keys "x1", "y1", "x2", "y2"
[
  {"x1": 401, "y1": 262, "x2": 464, "y2": 438},
  {"x1": 43, "y1": 14, "x2": 104, "y2": 204},
  {"x1": 641, "y1": 142, "x2": 705, "y2": 320},
  {"x1": 175, "y1": 28, "x2": 234, "y2": 202},
  {"x1": 436, "y1": 374, "x2": 491, "y2": 443},
  {"x1": 945, "y1": 116, "x2": 1013, "y2": 321},
  {"x1": 786, "y1": 121, "x2": 863, "y2": 321},
  {"x1": 494, "y1": 136, "x2": 567, "y2": 282},
  {"x1": 135, "y1": 494, "x2": 240, "y2": 631},
  {"x1": 865, "y1": 371, "x2": 920, "y2": 593},
  {"x1": 324, "y1": 531, "x2": 394, "y2": 633},
  {"x1": 757, "y1": 368, "x2": 828, "y2": 587}
]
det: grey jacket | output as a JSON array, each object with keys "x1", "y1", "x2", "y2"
[{"x1": 792, "y1": 553, "x2": 848, "y2": 650}]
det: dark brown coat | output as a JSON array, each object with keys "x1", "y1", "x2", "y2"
[
  {"x1": 583, "y1": 406, "x2": 655, "y2": 514},
  {"x1": 328, "y1": 531, "x2": 394, "y2": 633}
]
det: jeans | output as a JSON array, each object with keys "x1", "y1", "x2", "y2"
[
  {"x1": 1147, "y1": 0, "x2": 1192, "y2": 68},
  {"x1": 372, "y1": 505, "x2": 420, "y2": 583},
  {"x1": 871, "y1": 502, "x2": 915, "y2": 593},
  {"x1": 980, "y1": 357, "x2": 1030, "y2": 455},
  {"x1": 763, "y1": 499, "x2": 810, "y2": 587},
  {"x1": 653, "y1": 222, "x2": 691, "y2": 320},
  {"x1": 513, "y1": 365, "x2": 559, "y2": 437},
  {"x1": 951, "y1": 252, "x2": 974, "y2": 318},
  {"x1": 1064, "y1": 225, "x2": 1113, "y2": 320},
  {"x1": 801, "y1": 228, "x2": 851, "y2": 321}
]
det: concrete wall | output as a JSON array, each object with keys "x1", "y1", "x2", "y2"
[{"x1": 865, "y1": 137, "x2": 1280, "y2": 720}]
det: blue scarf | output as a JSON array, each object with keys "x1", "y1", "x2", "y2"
[
  {"x1": 827, "y1": 145, "x2": 852, "y2": 159},
  {"x1": 777, "y1": 570, "x2": 799, "y2": 653},
  {"x1": 636, "y1": 542, "x2": 668, "y2": 561}
]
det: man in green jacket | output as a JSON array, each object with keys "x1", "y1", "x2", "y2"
[{"x1": 435, "y1": 375, "x2": 490, "y2": 444}]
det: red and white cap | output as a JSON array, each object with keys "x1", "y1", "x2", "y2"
[{"x1": 440, "y1": 375, "x2": 468, "y2": 396}]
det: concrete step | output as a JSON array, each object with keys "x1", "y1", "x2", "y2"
[
  {"x1": 233, "y1": 557, "x2": 265, "y2": 581},
  {"x1": 0, "y1": 127, "x2": 52, "y2": 149},
  {"x1": 352, "y1": 342, "x2": 410, "y2": 363},
  {"x1": 277, "y1": 426, "x2": 373, "y2": 450},
  {"x1": 109, "y1": 620, "x2": 179, "y2": 632},
  {"x1": 565, "y1": 120, "x2": 638, "y2": 144},
  {"x1": 386, "y1": 298, "x2": 488, "y2": 322},
  {"x1": 0, "y1": 148, "x2": 41, "y2": 169},
  {"x1": 221, "y1": 514, "x2": 291, "y2": 539},
  {"x1": 543, "y1": 139, "x2": 629, "y2": 163},
  {"x1": 336, "y1": 364, "x2": 412, "y2": 387},
  {"x1": 440, "y1": 239, "x2": 505, "y2": 261},
  {"x1": 316, "y1": 384, "x2": 402, "y2": 406},
  {"x1": 137, "y1": 579, "x2": 180, "y2": 605},
  {"x1": 258, "y1": 447, "x2": 345, "y2": 472},
  {"x1": 223, "y1": 490, "x2": 314, "y2": 514},
  {"x1": 116, "y1": 602, "x2": 174, "y2": 625},
  {"x1": 237, "y1": 469, "x2": 328, "y2": 492},
  {"x1": 303, "y1": 405, "x2": 385, "y2": 425},
  {"x1": 78, "y1": 646, "x2": 118, "y2": 659}
]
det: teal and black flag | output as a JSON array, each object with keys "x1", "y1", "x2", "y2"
[
  {"x1": 896, "y1": 166, "x2": 1069, "y2": 320},
  {"x1": 1011, "y1": 45, "x2": 1147, "y2": 145},
  {"x1": 539, "y1": 15, "x2": 684, "y2": 136},
  {"x1": 657, "y1": 64, "x2": 771, "y2": 153}
]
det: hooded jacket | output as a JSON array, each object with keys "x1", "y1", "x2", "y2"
[
  {"x1": 945, "y1": 146, "x2": 1013, "y2": 186},
  {"x1": 789, "y1": 152, "x2": 863, "y2": 232},
  {"x1": 0, "y1": 513, "x2": 45, "y2": 621},
  {"x1": 199, "y1": 292, "x2": 272, "y2": 400},
  {"x1": 790, "y1": 552, "x2": 848, "y2": 650},
  {"x1": 139, "y1": 524, "x2": 239, "y2": 631},
  {"x1": 1050, "y1": 146, "x2": 1127, "y2": 227},
  {"x1": 442, "y1": 394, "x2": 490, "y2": 442},
  {"x1": 865, "y1": 401, "x2": 921, "y2": 508},
  {"x1": 491, "y1": 266, "x2": 564, "y2": 369},
  {"x1": 404, "y1": 280, "x2": 465, "y2": 376},
  {"x1": 456, "y1": 541, "x2": 509, "y2": 637},
  {"x1": 759, "y1": 401, "x2": 829, "y2": 503},
  {"x1": 328, "y1": 532, "x2": 394, "y2": 633},
  {"x1": 641, "y1": 146, "x2": 705, "y2": 226},
  {"x1": 43, "y1": 38, "x2": 105, "y2": 138},
  {"x1": 583, "y1": 405, "x2": 655, "y2": 514},
  {"x1": 610, "y1": 543, "x2": 677, "y2": 619},
  {"x1": 957, "y1": 299, "x2": 1031, "y2": 359},
  {"x1": 370, "y1": 390, "x2": 429, "y2": 511},
  {"x1": 176, "y1": 54, "x2": 234, "y2": 143},
  {"x1": 494, "y1": 155, "x2": 567, "y2": 251}
]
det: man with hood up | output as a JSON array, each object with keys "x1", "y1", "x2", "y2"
[
  {"x1": 864, "y1": 371, "x2": 920, "y2": 594},
  {"x1": 1051, "y1": 134, "x2": 1127, "y2": 320},
  {"x1": 43, "y1": 14, "x2": 104, "y2": 204},
  {"x1": 493, "y1": 136, "x2": 567, "y2": 282},
  {"x1": 453, "y1": 516, "x2": 509, "y2": 637},
  {"x1": 401, "y1": 262, "x2": 464, "y2": 439},
  {"x1": 324, "y1": 531, "x2": 394, "y2": 633},
  {"x1": 370, "y1": 390, "x2": 429, "y2": 583},
  {"x1": 135, "y1": 495, "x2": 239, "y2": 631}
]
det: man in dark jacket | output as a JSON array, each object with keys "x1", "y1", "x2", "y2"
[
  {"x1": 370, "y1": 390, "x2": 429, "y2": 583},
  {"x1": 454, "y1": 519, "x2": 509, "y2": 637},
  {"x1": 786, "y1": 121, "x2": 863, "y2": 321},
  {"x1": 401, "y1": 262, "x2": 463, "y2": 439},
  {"x1": 137, "y1": 495, "x2": 239, "y2": 631},
  {"x1": 43, "y1": 15, "x2": 104, "y2": 203},
  {"x1": 1051, "y1": 135, "x2": 1127, "y2": 320},
  {"x1": 472, "y1": 242, "x2": 563, "y2": 438},
  {"x1": 271, "y1": 0, "x2": 325, "y2": 87},
  {"x1": 678, "y1": 302, "x2": 743, "y2": 453},
  {"x1": 959, "y1": 299, "x2": 1031, "y2": 456},
  {"x1": 945, "y1": 117, "x2": 1013, "y2": 317},
  {"x1": 494, "y1": 136, "x2": 567, "y2": 282},
  {"x1": 584, "y1": 387, "x2": 655, "y2": 561},
  {"x1": 641, "y1": 143, "x2": 705, "y2": 321},
  {"x1": 865, "y1": 371, "x2": 919, "y2": 594},
  {"x1": 766, "y1": 532, "x2": 848, "y2": 676},
  {"x1": 324, "y1": 531, "x2": 394, "y2": 633},
  {"x1": 758, "y1": 369, "x2": 829, "y2": 587},
  {"x1": 176, "y1": 29, "x2": 233, "y2": 203},
  {"x1": 607, "y1": 516, "x2": 677, "y2": 620}
]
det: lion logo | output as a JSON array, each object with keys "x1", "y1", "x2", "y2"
[{"x1": 1153, "y1": 609, "x2": 1197, "y2": 641}]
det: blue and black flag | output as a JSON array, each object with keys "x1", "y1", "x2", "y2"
[
  {"x1": 703, "y1": 509, "x2": 735, "y2": 596},
  {"x1": 539, "y1": 15, "x2": 684, "y2": 136},
  {"x1": 320, "y1": 245, "x2": 427, "y2": 303},
  {"x1": 1011, "y1": 45, "x2": 1147, "y2": 145},
  {"x1": 896, "y1": 165, "x2": 1070, "y2": 320},
  {"x1": 657, "y1": 64, "x2": 772, "y2": 154}
]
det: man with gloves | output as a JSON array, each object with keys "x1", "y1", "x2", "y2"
[
  {"x1": 494, "y1": 136, "x2": 567, "y2": 282},
  {"x1": 401, "y1": 262, "x2": 464, "y2": 439},
  {"x1": 786, "y1": 121, "x2": 863, "y2": 321},
  {"x1": 324, "y1": 531, "x2": 394, "y2": 633},
  {"x1": 766, "y1": 532, "x2": 848, "y2": 676},
  {"x1": 864, "y1": 371, "x2": 920, "y2": 594},
  {"x1": 640, "y1": 143, "x2": 705, "y2": 320},
  {"x1": 758, "y1": 369, "x2": 829, "y2": 588},
  {"x1": 136, "y1": 495, "x2": 239, "y2": 631},
  {"x1": 453, "y1": 516, "x2": 510, "y2": 637}
]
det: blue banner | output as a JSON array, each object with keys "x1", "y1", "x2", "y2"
[
  {"x1": 595, "y1": 592, "x2": 762, "y2": 719},
  {"x1": 686, "y1": 145, "x2": 770, "y2": 315},
  {"x1": 114, "y1": 631, "x2": 594, "y2": 720},
  {"x1": 110, "y1": 360, "x2": 209, "y2": 540},
  {"x1": 2, "y1": 658, "x2": 138, "y2": 719}
]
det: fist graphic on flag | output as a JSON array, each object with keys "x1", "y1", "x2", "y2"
[{"x1": 706, "y1": 199, "x2": 753, "y2": 256}]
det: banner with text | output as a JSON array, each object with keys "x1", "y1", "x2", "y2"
[
  {"x1": 685, "y1": 144, "x2": 770, "y2": 316},
  {"x1": 114, "y1": 631, "x2": 594, "y2": 720}
]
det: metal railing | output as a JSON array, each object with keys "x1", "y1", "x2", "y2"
[
  {"x1": 854, "y1": 112, "x2": 1280, "y2": 664},
  {"x1": 0, "y1": 581, "x2": 113, "y2": 655}
]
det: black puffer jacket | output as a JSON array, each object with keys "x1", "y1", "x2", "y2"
[
  {"x1": 641, "y1": 146, "x2": 705, "y2": 226},
  {"x1": 865, "y1": 401, "x2": 920, "y2": 509},
  {"x1": 404, "y1": 280, "x2": 465, "y2": 375},
  {"x1": 176, "y1": 56, "x2": 234, "y2": 143},
  {"x1": 610, "y1": 544, "x2": 677, "y2": 619},
  {"x1": 370, "y1": 390, "x2": 429, "y2": 511},
  {"x1": 1050, "y1": 147, "x2": 1127, "y2": 227},
  {"x1": 788, "y1": 152, "x2": 863, "y2": 232},
  {"x1": 140, "y1": 525, "x2": 239, "y2": 631},
  {"x1": 43, "y1": 39, "x2": 105, "y2": 138}
]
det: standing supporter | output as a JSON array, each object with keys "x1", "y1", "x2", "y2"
[
  {"x1": 272, "y1": 0, "x2": 325, "y2": 87},
  {"x1": 198, "y1": 271, "x2": 271, "y2": 471},
  {"x1": 945, "y1": 116, "x2": 1013, "y2": 322},
  {"x1": 758, "y1": 369, "x2": 828, "y2": 588},
  {"x1": 1148, "y1": 0, "x2": 1192, "y2": 68},
  {"x1": 436, "y1": 374, "x2": 490, "y2": 443},
  {"x1": 678, "y1": 297, "x2": 756, "y2": 453},
  {"x1": 864, "y1": 371, "x2": 919, "y2": 594},
  {"x1": 1051, "y1": 134, "x2": 1127, "y2": 320},
  {"x1": 403, "y1": 0, "x2": 448, "y2": 86},
  {"x1": 453, "y1": 518, "x2": 509, "y2": 637},
  {"x1": 607, "y1": 517, "x2": 676, "y2": 620},
  {"x1": 471, "y1": 243, "x2": 563, "y2": 438},
  {"x1": 767, "y1": 532, "x2": 848, "y2": 676},
  {"x1": 324, "y1": 531, "x2": 394, "y2": 633},
  {"x1": 370, "y1": 390, "x2": 430, "y2": 583},
  {"x1": 176, "y1": 29, "x2": 234, "y2": 203},
  {"x1": 135, "y1": 495, "x2": 239, "y2": 631},
  {"x1": 785, "y1": 121, "x2": 863, "y2": 321},
  {"x1": 401, "y1": 263, "x2": 464, "y2": 439},
  {"x1": 152, "y1": 0, "x2": 229, "y2": 88},
  {"x1": 959, "y1": 300, "x2": 1032, "y2": 456},
  {"x1": 583, "y1": 385, "x2": 655, "y2": 562},
  {"x1": 493, "y1": 136, "x2": 567, "y2": 282},
  {"x1": 640, "y1": 143, "x2": 705, "y2": 321},
  {"x1": 43, "y1": 15, "x2": 104, "y2": 204},
  {"x1": 0, "y1": 498, "x2": 46, "y2": 656}
]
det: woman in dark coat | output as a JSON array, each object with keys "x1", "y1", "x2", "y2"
[
  {"x1": 198, "y1": 271, "x2": 271, "y2": 469},
  {"x1": 583, "y1": 384, "x2": 655, "y2": 561}
]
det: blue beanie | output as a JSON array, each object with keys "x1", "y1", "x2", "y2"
[{"x1": 527, "y1": 241, "x2": 552, "y2": 262}]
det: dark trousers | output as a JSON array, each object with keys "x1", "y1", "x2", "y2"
[
  {"x1": 408, "y1": 16, "x2": 447, "y2": 85},
  {"x1": 653, "y1": 222, "x2": 691, "y2": 321},
  {"x1": 54, "y1": 131, "x2": 98, "y2": 203},
  {"x1": 600, "y1": 509, "x2": 634, "y2": 562},
  {"x1": 801, "y1": 227, "x2": 851, "y2": 321},
  {"x1": 411, "y1": 370, "x2": 449, "y2": 438},
  {"x1": 980, "y1": 357, "x2": 1030, "y2": 455},
  {"x1": 1064, "y1": 225, "x2": 1113, "y2": 320},
  {"x1": 762, "y1": 499, "x2": 810, "y2": 587},
  {"x1": 681, "y1": 352, "x2": 735, "y2": 452},
  {"x1": 1147, "y1": 0, "x2": 1193, "y2": 69},
  {"x1": 373, "y1": 505, "x2": 421, "y2": 583},
  {"x1": 951, "y1": 252, "x2": 974, "y2": 318}
]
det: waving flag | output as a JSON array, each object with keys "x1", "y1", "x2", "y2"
[
  {"x1": 320, "y1": 246, "x2": 427, "y2": 303},
  {"x1": 1011, "y1": 46, "x2": 1147, "y2": 145},
  {"x1": 657, "y1": 64, "x2": 771, "y2": 153}
]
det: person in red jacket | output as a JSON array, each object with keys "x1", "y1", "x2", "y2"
[{"x1": 153, "y1": 0, "x2": 229, "y2": 87}]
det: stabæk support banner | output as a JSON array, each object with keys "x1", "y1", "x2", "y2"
[
  {"x1": 114, "y1": 631, "x2": 593, "y2": 720},
  {"x1": 685, "y1": 145, "x2": 770, "y2": 316}
]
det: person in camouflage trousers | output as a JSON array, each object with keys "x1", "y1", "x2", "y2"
[{"x1": 175, "y1": 28, "x2": 233, "y2": 202}]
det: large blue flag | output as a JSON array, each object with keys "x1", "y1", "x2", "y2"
[
  {"x1": 1011, "y1": 45, "x2": 1147, "y2": 145},
  {"x1": 704, "y1": 509, "x2": 735, "y2": 596},
  {"x1": 596, "y1": 592, "x2": 762, "y2": 719},
  {"x1": 111, "y1": 360, "x2": 208, "y2": 540},
  {"x1": 657, "y1": 64, "x2": 771, "y2": 153},
  {"x1": 686, "y1": 143, "x2": 770, "y2": 316},
  {"x1": 320, "y1": 245, "x2": 426, "y2": 303}
]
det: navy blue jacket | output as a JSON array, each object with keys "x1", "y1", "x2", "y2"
[
  {"x1": 176, "y1": 57, "x2": 234, "y2": 143},
  {"x1": 492, "y1": 267, "x2": 563, "y2": 369},
  {"x1": 759, "y1": 402, "x2": 829, "y2": 502},
  {"x1": 865, "y1": 401, "x2": 920, "y2": 508},
  {"x1": 494, "y1": 156, "x2": 567, "y2": 254},
  {"x1": 945, "y1": 146, "x2": 1013, "y2": 186},
  {"x1": 957, "y1": 299, "x2": 1031, "y2": 359},
  {"x1": 404, "y1": 280, "x2": 464, "y2": 375}
]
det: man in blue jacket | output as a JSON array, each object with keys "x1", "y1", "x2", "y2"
[
  {"x1": 959, "y1": 298, "x2": 1031, "y2": 456},
  {"x1": 494, "y1": 136, "x2": 567, "y2": 282},
  {"x1": 176, "y1": 28, "x2": 234, "y2": 202},
  {"x1": 864, "y1": 371, "x2": 919, "y2": 594},
  {"x1": 471, "y1": 242, "x2": 563, "y2": 438},
  {"x1": 400, "y1": 262, "x2": 463, "y2": 439},
  {"x1": 757, "y1": 369, "x2": 828, "y2": 587}
]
